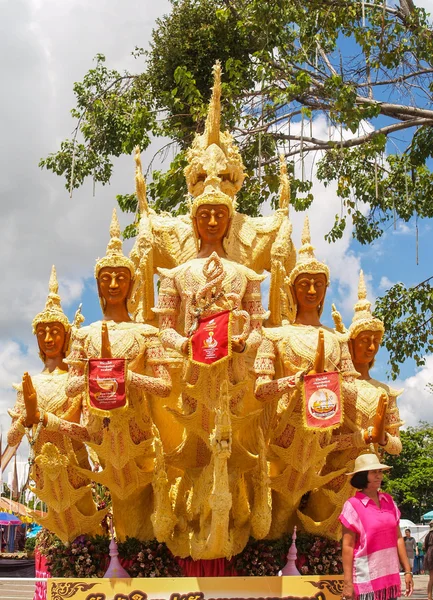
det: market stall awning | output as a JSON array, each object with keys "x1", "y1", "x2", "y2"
[
  {"x1": 422, "y1": 510, "x2": 433, "y2": 522},
  {"x1": 0, "y1": 512, "x2": 22, "y2": 526}
]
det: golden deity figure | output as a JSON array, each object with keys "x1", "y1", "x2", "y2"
[
  {"x1": 301, "y1": 270, "x2": 403, "y2": 538},
  {"x1": 24, "y1": 211, "x2": 174, "y2": 542},
  {"x1": 7, "y1": 266, "x2": 102, "y2": 542},
  {"x1": 253, "y1": 216, "x2": 358, "y2": 539},
  {"x1": 152, "y1": 63, "x2": 277, "y2": 560},
  {"x1": 129, "y1": 62, "x2": 295, "y2": 328}
]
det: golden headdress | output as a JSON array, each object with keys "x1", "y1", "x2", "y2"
[
  {"x1": 32, "y1": 266, "x2": 70, "y2": 333},
  {"x1": 185, "y1": 61, "x2": 245, "y2": 217},
  {"x1": 289, "y1": 216, "x2": 330, "y2": 285},
  {"x1": 94, "y1": 208, "x2": 136, "y2": 279},
  {"x1": 349, "y1": 270, "x2": 385, "y2": 340},
  {"x1": 284, "y1": 216, "x2": 329, "y2": 321}
]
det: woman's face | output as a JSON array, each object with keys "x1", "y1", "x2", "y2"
[
  {"x1": 293, "y1": 272, "x2": 327, "y2": 312},
  {"x1": 366, "y1": 468, "x2": 385, "y2": 490},
  {"x1": 97, "y1": 267, "x2": 132, "y2": 307}
]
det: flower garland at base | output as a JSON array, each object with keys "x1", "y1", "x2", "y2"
[
  {"x1": 233, "y1": 534, "x2": 343, "y2": 576},
  {"x1": 35, "y1": 530, "x2": 182, "y2": 578},
  {"x1": 35, "y1": 529, "x2": 342, "y2": 578}
]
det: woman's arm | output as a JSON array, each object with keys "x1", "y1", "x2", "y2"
[
  {"x1": 396, "y1": 525, "x2": 414, "y2": 597},
  {"x1": 342, "y1": 525, "x2": 356, "y2": 600}
]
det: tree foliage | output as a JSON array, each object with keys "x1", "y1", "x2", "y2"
[
  {"x1": 384, "y1": 423, "x2": 433, "y2": 522},
  {"x1": 39, "y1": 0, "x2": 433, "y2": 374}
]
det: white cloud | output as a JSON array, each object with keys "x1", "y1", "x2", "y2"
[
  {"x1": 379, "y1": 275, "x2": 396, "y2": 291},
  {"x1": 395, "y1": 355, "x2": 433, "y2": 427},
  {"x1": 0, "y1": 0, "x2": 171, "y2": 462}
]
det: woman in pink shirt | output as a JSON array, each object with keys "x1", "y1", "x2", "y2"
[{"x1": 339, "y1": 453, "x2": 414, "y2": 600}]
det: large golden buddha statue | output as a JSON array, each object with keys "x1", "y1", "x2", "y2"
[
  {"x1": 254, "y1": 217, "x2": 358, "y2": 539},
  {"x1": 7, "y1": 266, "x2": 102, "y2": 542},
  {"x1": 152, "y1": 63, "x2": 275, "y2": 560}
]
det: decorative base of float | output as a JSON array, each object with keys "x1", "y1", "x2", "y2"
[{"x1": 47, "y1": 576, "x2": 344, "y2": 600}]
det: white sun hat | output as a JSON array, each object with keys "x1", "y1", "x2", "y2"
[{"x1": 346, "y1": 453, "x2": 392, "y2": 476}]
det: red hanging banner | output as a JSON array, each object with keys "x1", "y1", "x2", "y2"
[
  {"x1": 189, "y1": 310, "x2": 231, "y2": 366},
  {"x1": 87, "y1": 358, "x2": 127, "y2": 410},
  {"x1": 303, "y1": 371, "x2": 342, "y2": 431}
]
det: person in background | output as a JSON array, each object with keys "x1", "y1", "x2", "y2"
[
  {"x1": 414, "y1": 539, "x2": 424, "y2": 575},
  {"x1": 422, "y1": 521, "x2": 433, "y2": 600},
  {"x1": 404, "y1": 529, "x2": 417, "y2": 573},
  {"x1": 339, "y1": 453, "x2": 414, "y2": 600}
]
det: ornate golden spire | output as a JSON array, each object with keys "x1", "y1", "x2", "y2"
[
  {"x1": 289, "y1": 216, "x2": 330, "y2": 285},
  {"x1": 94, "y1": 208, "x2": 136, "y2": 278},
  {"x1": 278, "y1": 155, "x2": 290, "y2": 211},
  {"x1": 134, "y1": 146, "x2": 148, "y2": 214},
  {"x1": 184, "y1": 61, "x2": 245, "y2": 216},
  {"x1": 204, "y1": 61, "x2": 222, "y2": 147},
  {"x1": 32, "y1": 266, "x2": 70, "y2": 333},
  {"x1": 349, "y1": 270, "x2": 384, "y2": 339}
]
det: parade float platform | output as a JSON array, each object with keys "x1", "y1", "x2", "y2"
[{"x1": 47, "y1": 576, "x2": 344, "y2": 600}]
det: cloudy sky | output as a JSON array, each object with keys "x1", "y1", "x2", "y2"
[{"x1": 1, "y1": 0, "x2": 433, "y2": 485}]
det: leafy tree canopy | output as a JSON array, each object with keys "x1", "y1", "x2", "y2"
[
  {"x1": 39, "y1": 0, "x2": 433, "y2": 375},
  {"x1": 384, "y1": 423, "x2": 433, "y2": 522}
]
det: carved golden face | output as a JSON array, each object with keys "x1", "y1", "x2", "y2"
[
  {"x1": 97, "y1": 267, "x2": 132, "y2": 308},
  {"x1": 293, "y1": 273, "x2": 327, "y2": 313},
  {"x1": 352, "y1": 329, "x2": 382, "y2": 365},
  {"x1": 194, "y1": 204, "x2": 231, "y2": 245},
  {"x1": 35, "y1": 321, "x2": 67, "y2": 359}
]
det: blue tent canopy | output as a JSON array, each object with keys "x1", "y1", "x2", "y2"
[
  {"x1": 0, "y1": 512, "x2": 22, "y2": 526},
  {"x1": 422, "y1": 510, "x2": 433, "y2": 522}
]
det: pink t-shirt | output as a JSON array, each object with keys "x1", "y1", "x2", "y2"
[{"x1": 339, "y1": 491, "x2": 401, "y2": 600}]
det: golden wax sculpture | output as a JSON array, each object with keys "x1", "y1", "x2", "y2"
[
  {"x1": 253, "y1": 217, "x2": 358, "y2": 539},
  {"x1": 43, "y1": 210, "x2": 175, "y2": 542},
  {"x1": 129, "y1": 61, "x2": 296, "y2": 326},
  {"x1": 298, "y1": 271, "x2": 403, "y2": 539},
  {"x1": 7, "y1": 266, "x2": 103, "y2": 542},
  {"x1": 11, "y1": 61, "x2": 404, "y2": 562}
]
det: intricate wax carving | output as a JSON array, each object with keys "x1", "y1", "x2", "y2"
[
  {"x1": 298, "y1": 270, "x2": 402, "y2": 538},
  {"x1": 129, "y1": 63, "x2": 295, "y2": 326},
  {"x1": 254, "y1": 219, "x2": 357, "y2": 538},
  {"x1": 8, "y1": 266, "x2": 102, "y2": 542}
]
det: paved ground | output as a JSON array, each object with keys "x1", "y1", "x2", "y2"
[
  {"x1": 400, "y1": 574, "x2": 431, "y2": 599},
  {"x1": 0, "y1": 574, "x2": 431, "y2": 600},
  {"x1": 0, "y1": 578, "x2": 39, "y2": 600}
]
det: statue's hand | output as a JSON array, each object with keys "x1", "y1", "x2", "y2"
[
  {"x1": 364, "y1": 392, "x2": 388, "y2": 445},
  {"x1": 101, "y1": 322, "x2": 112, "y2": 359},
  {"x1": 22, "y1": 372, "x2": 39, "y2": 427},
  {"x1": 232, "y1": 339, "x2": 246, "y2": 354},
  {"x1": 181, "y1": 339, "x2": 189, "y2": 356},
  {"x1": 308, "y1": 329, "x2": 325, "y2": 375}
]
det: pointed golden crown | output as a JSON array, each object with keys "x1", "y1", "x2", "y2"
[
  {"x1": 289, "y1": 216, "x2": 330, "y2": 285},
  {"x1": 185, "y1": 61, "x2": 245, "y2": 217},
  {"x1": 349, "y1": 270, "x2": 384, "y2": 339},
  {"x1": 32, "y1": 266, "x2": 70, "y2": 333},
  {"x1": 94, "y1": 208, "x2": 136, "y2": 278}
]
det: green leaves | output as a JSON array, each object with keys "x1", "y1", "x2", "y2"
[
  {"x1": 385, "y1": 424, "x2": 433, "y2": 521},
  {"x1": 375, "y1": 278, "x2": 433, "y2": 378},
  {"x1": 40, "y1": 0, "x2": 433, "y2": 371}
]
